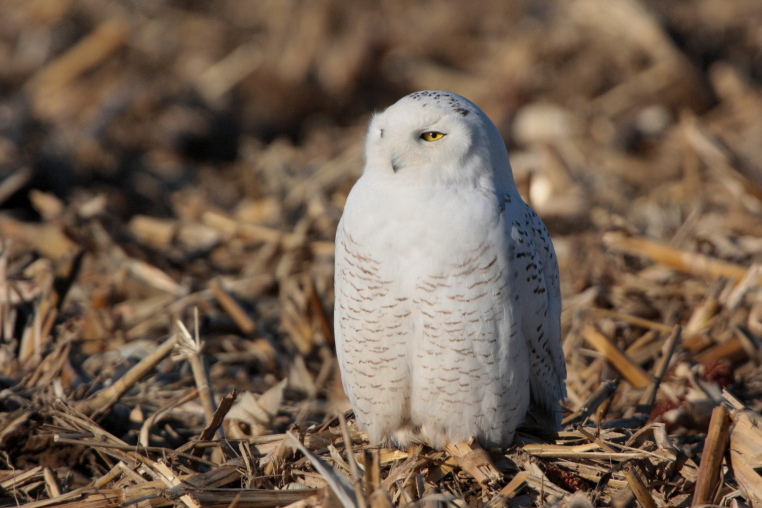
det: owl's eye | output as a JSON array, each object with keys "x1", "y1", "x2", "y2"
[{"x1": 420, "y1": 131, "x2": 446, "y2": 142}]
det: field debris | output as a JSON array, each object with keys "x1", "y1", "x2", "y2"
[{"x1": 2, "y1": 0, "x2": 762, "y2": 506}]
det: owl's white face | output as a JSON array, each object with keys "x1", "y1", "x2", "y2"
[{"x1": 363, "y1": 91, "x2": 515, "y2": 191}]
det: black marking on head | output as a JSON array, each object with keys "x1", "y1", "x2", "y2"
[
  {"x1": 407, "y1": 91, "x2": 474, "y2": 117},
  {"x1": 379, "y1": 128, "x2": 384, "y2": 138}
]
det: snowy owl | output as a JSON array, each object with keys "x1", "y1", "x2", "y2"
[{"x1": 334, "y1": 90, "x2": 566, "y2": 450}]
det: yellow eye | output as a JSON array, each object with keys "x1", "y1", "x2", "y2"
[{"x1": 420, "y1": 131, "x2": 446, "y2": 142}]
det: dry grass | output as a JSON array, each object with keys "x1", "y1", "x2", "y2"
[{"x1": 1, "y1": 0, "x2": 762, "y2": 506}]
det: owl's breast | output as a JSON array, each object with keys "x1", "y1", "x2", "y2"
[
  {"x1": 341, "y1": 176, "x2": 503, "y2": 271},
  {"x1": 340, "y1": 176, "x2": 515, "y2": 361}
]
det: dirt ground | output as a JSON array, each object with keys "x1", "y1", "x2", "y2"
[{"x1": 2, "y1": 1, "x2": 762, "y2": 507}]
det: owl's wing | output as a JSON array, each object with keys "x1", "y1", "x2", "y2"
[
  {"x1": 508, "y1": 199, "x2": 567, "y2": 430},
  {"x1": 333, "y1": 218, "x2": 412, "y2": 444}
]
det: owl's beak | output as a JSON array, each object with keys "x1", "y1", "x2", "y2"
[{"x1": 391, "y1": 152, "x2": 404, "y2": 173}]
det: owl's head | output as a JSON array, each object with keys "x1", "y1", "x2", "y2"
[{"x1": 363, "y1": 91, "x2": 515, "y2": 191}]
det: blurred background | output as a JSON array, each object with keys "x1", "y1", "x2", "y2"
[
  {"x1": 2, "y1": 0, "x2": 760, "y2": 224},
  {"x1": 2, "y1": 0, "x2": 762, "y2": 501}
]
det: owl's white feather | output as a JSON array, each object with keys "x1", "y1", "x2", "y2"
[{"x1": 334, "y1": 91, "x2": 566, "y2": 449}]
